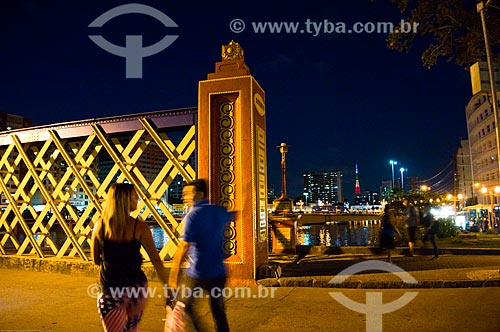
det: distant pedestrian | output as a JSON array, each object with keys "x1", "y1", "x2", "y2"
[
  {"x1": 380, "y1": 204, "x2": 397, "y2": 263},
  {"x1": 168, "y1": 179, "x2": 232, "y2": 332},
  {"x1": 421, "y1": 204, "x2": 439, "y2": 259},
  {"x1": 91, "y1": 183, "x2": 169, "y2": 332},
  {"x1": 403, "y1": 199, "x2": 419, "y2": 256}
]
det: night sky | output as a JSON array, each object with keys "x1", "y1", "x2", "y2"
[{"x1": 0, "y1": 1, "x2": 471, "y2": 202}]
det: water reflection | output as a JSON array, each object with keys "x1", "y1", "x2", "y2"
[
  {"x1": 298, "y1": 223, "x2": 380, "y2": 246},
  {"x1": 151, "y1": 226, "x2": 170, "y2": 248},
  {"x1": 150, "y1": 223, "x2": 381, "y2": 248},
  {"x1": 20, "y1": 223, "x2": 380, "y2": 251},
  {"x1": 23, "y1": 226, "x2": 170, "y2": 250}
]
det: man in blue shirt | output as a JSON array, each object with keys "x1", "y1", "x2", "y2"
[{"x1": 169, "y1": 178, "x2": 231, "y2": 332}]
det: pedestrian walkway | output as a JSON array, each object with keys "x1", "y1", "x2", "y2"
[
  {"x1": 258, "y1": 248, "x2": 500, "y2": 288},
  {"x1": 2, "y1": 252, "x2": 500, "y2": 332}
]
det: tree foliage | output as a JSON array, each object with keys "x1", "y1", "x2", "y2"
[{"x1": 387, "y1": 0, "x2": 500, "y2": 68}]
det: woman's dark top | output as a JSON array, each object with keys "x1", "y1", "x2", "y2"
[
  {"x1": 99, "y1": 221, "x2": 147, "y2": 293},
  {"x1": 380, "y1": 214, "x2": 395, "y2": 249}
]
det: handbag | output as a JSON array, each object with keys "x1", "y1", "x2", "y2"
[{"x1": 164, "y1": 300, "x2": 186, "y2": 332}]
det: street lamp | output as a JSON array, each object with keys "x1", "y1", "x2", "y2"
[
  {"x1": 276, "y1": 142, "x2": 289, "y2": 199},
  {"x1": 400, "y1": 167, "x2": 407, "y2": 191},
  {"x1": 304, "y1": 192, "x2": 308, "y2": 207},
  {"x1": 389, "y1": 160, "x2": 397, "y2": 190}
]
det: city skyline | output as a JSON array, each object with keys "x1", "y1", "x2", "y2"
[{"x1": 1, "y1": 1, "x2": 471, "y2": 199}]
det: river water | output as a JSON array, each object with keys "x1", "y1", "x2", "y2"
[
  {"x1": 22, "y1": 221, "x2": 381, "y2": 250},
  {"x1": 297, "y1": 223, "x2": 380, "y2": 247},
  {"x1": 149, "y1": 223, "x2": 381, "y2": 248}
]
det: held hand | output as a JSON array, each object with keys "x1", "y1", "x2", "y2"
[{"x1": 165, "y1": 285, "x2": 177, "y2": 308}]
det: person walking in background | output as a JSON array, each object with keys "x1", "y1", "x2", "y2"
[
  {"x1": 169, "y1": 179, "x2": 232, "y2": 332},
  {"x1": 91, "y1": 183, "x2": 169, "y2": 332},
  {"x1": 380, "y1": 204, "x2": 397, "y2": 263},
  {"x1": 421, "y1": 204, "x2": 439, "y2": 259},
  {"x1": 403, "y1": 199, "x2": 419, "y2": 257}
]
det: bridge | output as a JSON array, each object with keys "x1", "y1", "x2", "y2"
[
  {"x1": 0, "y1": 108, "x2": 197, "y2": 261},
  {"x1": 0, "y1": 41, "x2": 269, "y2": 282}
]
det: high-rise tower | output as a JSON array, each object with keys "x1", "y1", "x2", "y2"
[{"x1": 355, "y1": 163, "x2": 361, "y2": 194}]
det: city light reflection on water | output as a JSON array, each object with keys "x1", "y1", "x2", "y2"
[
  {"x1": 33, "y1": 226, "x2": 171, "y2": 249},
  {"x1": 151, "y1": 223, "x2": 381, "y2": 249},
  {"x1": 151, "y1": 226, "x2": 170, "y2": 248},
  {"x1": 297, "y1": 223, "x2": 380, "y2": 246},
  {"x1": 30, "y1": 223, "x2": 380, "y2": 250}
]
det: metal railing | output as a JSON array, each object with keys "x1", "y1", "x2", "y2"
[{"x1": 0, "y1": 108, "x2": 197, "y2": 261}]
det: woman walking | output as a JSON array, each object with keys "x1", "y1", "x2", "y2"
[
  {"x1": 91, "y1": 183, "x2": 168, "y2": 332},
  {"x1": 380, "y1": 204, "x2": 397, "y2": 263}
]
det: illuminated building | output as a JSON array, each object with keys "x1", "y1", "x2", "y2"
[
  {"x1": 303, "y1": 170, "x2": 343, "y2": 204},
  {"x1": 0, "y1": 113, "x2": 32, "y2": 208},
  {"x1": 466, "y1": 62, "x2": 500, "y2": 204},
  {"x1": 0, "y1": 112, "x2": 32, "y2": 131},
  {"x1": 354, "y1": 191, "x2": 380, "y2": 206},
  {"x1": 379, "y1": 180, "x2": 392, "y2": 200},
  {"x1": 456, "y1": 139, "x2": 474, "y2": 205}
]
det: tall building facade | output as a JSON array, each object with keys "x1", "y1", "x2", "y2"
[
  {"x1": 379, "y1": 180, "x2": 392, "y2": 201},
  {"x1": 0, "y1": 113, "x2": 33, "y2": 208},
  {"x1": 354, "y1": 191, "x2": 380, "y2": 206},
  {"x1": 466, "y1": 62, "x2": 500, "y2": 204},
  {"x1": 303, "y1": 170, "x2": 343, "y2": 205},
  {"x1": 456, "y1": 139, "x2": 474, "y2": 205},
  {"x1": 0, "y1": 112, "x2": 32, "y2": 131}
]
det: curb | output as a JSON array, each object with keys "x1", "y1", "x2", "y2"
[
  {"x1": 291, "y1": 245, "x2": 500, "y2": 256},
  {"x1": 257, "y1": 277, "x2": 500, "y2": 288}
]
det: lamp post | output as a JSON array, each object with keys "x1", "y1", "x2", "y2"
[
  {"x1": 304, "y1": 192, "x2": 308, "y2": 208},
  {"x1": 389, "y1": 160, "x2": 397, "y2": 190},
  {"x1": 477, "y1": 1, "x2": 500, "y2": 185},
  {"x1": 277, "y1": 142, "x2": 289, "y2": 199},
  {"x1": 400, "y1": 167, "x2": 407, "y2": 191},
  {"x1": 274, "y1": 142, "x2": 293, "y2": 213}
]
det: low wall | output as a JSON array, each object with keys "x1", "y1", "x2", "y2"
[{"x1": 0, "y1": 256, "x2": 161, "y2": 281}]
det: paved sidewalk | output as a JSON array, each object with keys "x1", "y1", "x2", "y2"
[
  {"x1": 258, "y1": 249, "x2": 500, "y2": 288},
  {"x1": 2, "y1": 249, "x2": 500, "y2": 331}
]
